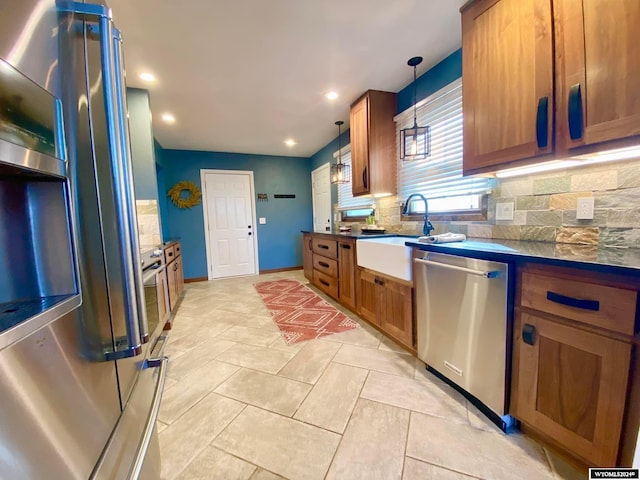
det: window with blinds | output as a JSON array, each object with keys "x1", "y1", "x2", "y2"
[
  {"x1": 395, "y1": 78, "x2": 493, "y2": 213},
  {"x1": 336, "y1": 147, "x2": 374, "y2": 213}
]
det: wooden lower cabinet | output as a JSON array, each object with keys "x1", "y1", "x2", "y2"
[
  {"x1": 302, "y1": 233, "x2": 314, "y2": 281},
  {"x1": 511, "y1": 263, "x2": 638, "y2": 467},
  {"x1": 357, "y1": 268, "x2": 378, "y2": 324},
  {"x1": 512, "y1": 311, "x2": 631, "y2": 466},
  {"x1": 357, "y1": 267, "x2": 414, "y2": 349},
  {"x1": 378, "y1": 277, "x2": 413, "y2": 347},
  {"x1": 157, "y1": 267, "x2": 168, "y2": 324},
  {"x1": 338, "y1": 241, "x2": 356, "y2": 311},
  {"x1": 166, "y1": 242, "x2": 185, "y2": 311}
]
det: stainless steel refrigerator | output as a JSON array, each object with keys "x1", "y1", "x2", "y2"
[{"x1": 0, "y1": 1, "x2": 167, "y2": 478}]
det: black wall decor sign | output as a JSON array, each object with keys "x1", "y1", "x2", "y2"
[{"x1": 274, "y1": 194, "x2": 295, "y2": 199}]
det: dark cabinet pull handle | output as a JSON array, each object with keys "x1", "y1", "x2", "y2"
[
  {"x1": 318, "y1": 244, "x2": 329, "y2": 250},
  {"x1": 568, "y1": 83, "x2": 584, "y2": 140},
  {"x1": 374, "y1": 278, "x2": 384, "y2": 286},
  {"x1": 308, "y1": 239, "x2": 312, "y2": 249},
  {"x1": 522, "y1": 323, "x2": 536, "y2": 346},
  {"x1": 536, "y1": 96, "x2": 549, "y2": 148},
  {"x1": 248, "y1": 232, "x2": 252, "y2": 236},
  {"x1": 546, "y1": 291, "x2": 599, "y2": 311},
  {"x1": 340, "y1": 244, "x2": 351, "y2": 249},
  {"x1": 168, "y1": 252, "x2": 173, "y2": 257},
  {"x1": 362, "y1": 166, "x2": 368, "y2": 190},
  {"x1": 320, "y1": 279, "x2": 330, "y2": 287},
  {"x1": 319, "y1": 261, "x2": 330, "y2": 268}
]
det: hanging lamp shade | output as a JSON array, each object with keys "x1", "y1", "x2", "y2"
[
  {"x1": 401, "y1": 56, "x2": 431, "y2": 161},
  {"x1": 330, "y1": 120, "x2": 350, "y2": 184}
]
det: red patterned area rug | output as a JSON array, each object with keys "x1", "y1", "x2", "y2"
[{"x1": 254, "y1": 279, "x2": 359, "y2": 344}]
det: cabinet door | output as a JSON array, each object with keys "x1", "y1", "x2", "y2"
[
  {"x1": 357, "y1": 268, "x2": 378, "y2": 324},
  {"x1": 556, "y1": 0, "x2": 640, "y2": 151},
  {"x1": 350, "y1": 95, "x2": 369, "y2": 196},
  {"x1": 302, "y1": 234, "x2": 313, "y2": 280},
  {"x1": 338, "y1": 241, "x2": 356, "y2": 311},
  {"x1": 512, "y1": 311, "x2": 631, "y2": 466},
  {"x1": 167, "y1": 260, "x2": 177, "y2": 311},
  {"x1": 462, "y1": 0, "x2": 553, "y2": 174},
  {"x1": 176, "y1": 256, "x2": 184, "y2": 297},
  {"x1": 377, "y1": 277, "x2": 413, "y2": 348},
  {"x1": 157, "y1": 268, "x2": 168, "y2": 323}
]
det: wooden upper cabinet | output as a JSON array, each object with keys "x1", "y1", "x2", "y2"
[
  {"x1": 462, "y1": 0, "x2": 640, "y2": 174},
  {"x1": 462, "y1": 0, "x2": 554, "y2": 175},
  {"x1": 349, "y1": 90, "x2": 397, "y2": 197},
  {"x1": 555, "y1": 0, "x2": 640, "y2": 152},
  {"x1": 350, "y1": 96, "x2": 370, "y2": 196}
]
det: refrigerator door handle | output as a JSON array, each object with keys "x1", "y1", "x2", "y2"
[
  {"x1": 127, "y1": 356, "x2": 169, "y2": 480},
  {"x1": 97, "y1": 11, "x2": 143, "y2": 358},
  {"x1": 113, "y1": 27, "x2": 149, "y2": 344}
]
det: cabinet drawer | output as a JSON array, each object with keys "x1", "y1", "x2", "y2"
[
  {"x1": 164, "y1": 245, "x2": 176, "y2": 263},
  {"x1": 312, "y1": 238, "x2": 337, "y2": 259},
  {"x1": 520, "y1": 272, "x2": 637, "y2": 336},
  {"x1": 313, "y1": 270, "x2": 338, "y2": 299},
  {"x1": 313, "y1": 254, "x2": 338, "y2": 278}
]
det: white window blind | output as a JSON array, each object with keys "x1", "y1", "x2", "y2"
[
  {"x1": 336, "y1": 147, "x2": 374, "y2": 210},
  {"x1": 395, "y1": 78, "x2": 492, "y2": 203}
]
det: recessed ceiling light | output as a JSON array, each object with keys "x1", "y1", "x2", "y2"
[
  {"x1": 284, "y1": 139, "x2": 296, "y2": 147},
  {"x1": 325, "y1": 91, "x2": 339, "y2": 100},
  {"x1": 139, "y1": 72, "x2": 156, "y2": 82},
  {"x1": 161, "y1": 113, "x2": 176, "y2": 124}
]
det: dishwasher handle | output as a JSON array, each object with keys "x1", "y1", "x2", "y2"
[{"x1": 414, "y1": 257, "x2": 502, "y2": 278}]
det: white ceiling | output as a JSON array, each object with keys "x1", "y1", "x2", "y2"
[{"x1": 108, "y1": 0, "x2": 466, "y2": 157}]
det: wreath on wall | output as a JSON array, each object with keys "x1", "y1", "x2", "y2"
[{"x1": 168, "y1": 180, "x2": 202, "y2": 209}]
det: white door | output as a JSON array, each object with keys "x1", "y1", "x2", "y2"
[
  {"x1": 201, "y1": 170, "x2": 258, "y2": 279},
  {"x1": 312, "y1": 163, "x2": 331, "y2": 233}
]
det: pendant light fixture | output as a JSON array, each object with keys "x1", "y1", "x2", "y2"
[
  {"x1": 400, "y1": 56, "x2": 431, "y2": 161},
  {"x1": 330, "y1": 120, "x2": 350, "y2": 184}
]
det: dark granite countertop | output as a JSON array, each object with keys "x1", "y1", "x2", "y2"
[
  {"x1": 301, "y1": 230, "x2": 420, "y2": 240},
  {"x1": 405, "y1": 237, "x2": 640, "y2": 275}
]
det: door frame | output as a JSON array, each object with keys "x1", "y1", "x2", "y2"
[
  {"x1": 311, "y1": 162, "x2": 332, "y2": 233},
  {"x1": 200, "y1": 169, "x2": 260, "y2": 280}
]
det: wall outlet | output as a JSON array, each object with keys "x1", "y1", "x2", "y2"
[
  {"x1": 576, "y1": 197, "x2": 595, "y2": 220},
  {"x1": 259, "y1": 217, "x2": 267, "y2": 224},
  {"x1": 496, "y1": 202, "x2": 514, "y2": 221}
]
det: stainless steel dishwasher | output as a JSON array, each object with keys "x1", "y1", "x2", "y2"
[{"x1": 414, "y1": 251, "x2": 514, "y2": 431}]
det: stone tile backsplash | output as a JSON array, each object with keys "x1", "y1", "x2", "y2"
[
  {"x1": 136, "y1": 199, "x2": 162, "y2": 249},
  {"x1": 338, "y1": 158, "x2": 640, "y2": 247}
]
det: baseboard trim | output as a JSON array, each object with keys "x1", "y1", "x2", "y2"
[
  {"x1": 259, "y1": 266, "x2": 303, "y2": 274},
  {"x1": 184, "y1": 276, "x2": 208, "y2": 283}
]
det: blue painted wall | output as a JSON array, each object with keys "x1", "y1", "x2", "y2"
[
  {"x1": 309, "y1": 49, "x2": 462, "y2": 206},
  {"x1": 154, "y1": 140, "x2": 170, "y2": 240},
  {"x1": 397, "y1": 49, "x2": 462, "y2": 113},
  {"x1": 160, "y1": 149, "x2": 312, "y2": 278},
  {"x1": 127, "y1": 88, "x2": 159, "y2": 201}
]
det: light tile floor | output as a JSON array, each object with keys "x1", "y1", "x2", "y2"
[{"x1": 158, "y1": 270, "x2": 584, "y2": 480}]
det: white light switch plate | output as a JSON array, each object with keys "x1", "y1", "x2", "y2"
[
  {"x1": 496, "y1": 202, "x2": 514, "y2": 221},
  {"x1": 576, "y1": 197, "x2": 595, "y2": 220},
  {"x1": 259, "y1": 217, "x2": 267, "y2": 224}
]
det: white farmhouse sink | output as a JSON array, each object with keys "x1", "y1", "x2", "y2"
[{"x1": 356, "y1": 236, "x2": 413, "y2": 281}]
